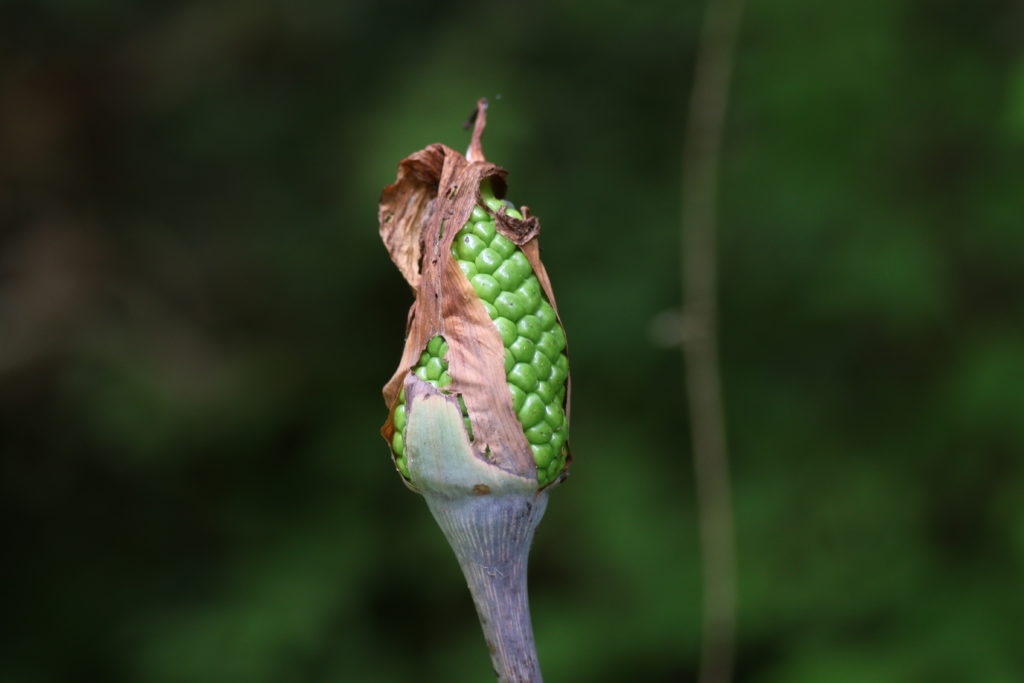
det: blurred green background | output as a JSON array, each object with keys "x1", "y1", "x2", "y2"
[{"x1": 3, "y1": 0, "x2": 1023, "y2": 681}]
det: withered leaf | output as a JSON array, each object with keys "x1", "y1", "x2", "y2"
[
  {"x1": 494, "y1": 206, "x2": 541, "y2": 246},
  {"x1": 377, "y1": 144, "x2": 446, "y2": 290}
]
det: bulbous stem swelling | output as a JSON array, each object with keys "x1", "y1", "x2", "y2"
[{"x1": 423, "y1": 491, "x2": 548, "y2": 683}]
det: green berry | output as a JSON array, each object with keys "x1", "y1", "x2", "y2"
[
  {"x1": 543, "y1": 402, "x2": 564, "y2": 429},
  {"x1": 509, "y1": 336, "x2": 535, "y2": 363},
  {"x1": 490, "y1": 234, "x2": 516, "y2": 258},
  {"x1": 472, "y1": 220, "x2": 497, "y2": 242},
  {"x1": 517, "y1": 315, "x2": 543, "y2": 343},
  {"x1": 550, "y1": 325, "x2": 566, "y2": 352},
  {"x1": 554, "y1": 353, "x2": 569, "y2": 376},
  {"x1": 456, "y1": 233, "x2": 486, "y2": 261},
  {"x1": 536, "y1": 332, "x2": 560, "y2": 362},
  {"x1": 425, "y1": 356, "x2": 445, "y2": 381},
  {"x1": 493, "y1": 260, "x2": 525, "y2": 290},
  {"x1": 508, "y1": 251, "x2": 530, "y2": 272},
  {"x1": 531, "y1": 350, "x2": 552, "y2": 381},
  {"x1": 394, "y1": 404, "x2": 407, "y2": 431},
  {"x1": 508, "y1": 363, "x2": 538, "y2": 392},
  {"x1": 427, "y1": 336, "x2": 445, "y2": 356},
  {"x1": 535, "y1": 380, "x2": 556, "y2": 404},
  {"x1": 517, "y1": 277, "x2": 542, "y2": 311},
  {"x1": 517, "y1": 393, "x2": 546, "y2": 428},
  {"x1": 392, "y1": 431, "x2": 405, "y2": 457},
  {"x1": 536, "y1": 301, "x2": 557, "y2": 330},
  {"x1": 475, "y1": 248, "x2": 502, "y2": 275},
  {"x1": 531, "y1": 443, "x2": 554, "y2": 469},
  {"x1": 525, "y1": 422, "x2": 552, "y2": 445},
  {"x1": 550, "y1": 427, "x2": 566, "y2": 452},
  {"x1": 470, "y1": 274, "x2": 501, "y2": 302},
  {"x1": 471, "y1": 205, "x2": 489, "y2": 222},
  {"x1": 495, "y1": 291, "x2": 527, "y2": 321},
  {"x1": 494, "y1": 317, "x2": 517, "y2": 346}
]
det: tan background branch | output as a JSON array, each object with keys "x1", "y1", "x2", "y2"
[{"x1": 681, "y1": 0, "x2": 746, "y2": 681}]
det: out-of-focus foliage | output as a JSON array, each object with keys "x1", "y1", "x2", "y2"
[{"x1": 2, "y1": 0, "x2": 1021, "y2": 681}]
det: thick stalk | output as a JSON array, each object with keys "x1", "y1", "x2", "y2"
[
  {"x1": 406, "y1": 383, "x2": 545, "y2": 682},
  {"x1": 423, "y1": 491, "x2": 547, "y2": 682}
]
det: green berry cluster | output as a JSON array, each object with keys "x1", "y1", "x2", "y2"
[
  {"x1": 389, "y1": 194, "x2": 569, "y2": 488},
  {"x1": 453, "y1": 195, "x2": 569, "y2": 487}
]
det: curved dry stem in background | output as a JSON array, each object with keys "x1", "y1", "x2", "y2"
[{"x1": 680, "y1": 0, "x2": 745, "y2": 682}]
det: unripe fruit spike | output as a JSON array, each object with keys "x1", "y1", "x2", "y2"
[
  {"x1": 379, "y1": 111, "x2": 571, "y2": 489},
  {"x1": 389, "y1": 187, "x2": 573, "y2": 487}
]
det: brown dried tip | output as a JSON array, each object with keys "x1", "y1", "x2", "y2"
[
  {"x1": 377, "y1": 100, "x2": 567, "y2": 482},
  {"x1": 465, "y1": 98, "x2": 488, "y2": 163}
]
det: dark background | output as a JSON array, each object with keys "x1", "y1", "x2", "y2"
[{"x1": 3, "y1": 1, "x2": 1023, "y2": 681}]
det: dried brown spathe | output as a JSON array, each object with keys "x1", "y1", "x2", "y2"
[{"x1": 378, "y1": 99, "x2": 568, "y2": 481}]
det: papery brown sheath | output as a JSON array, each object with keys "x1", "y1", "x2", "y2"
[{"x1": 376, "y1": 99, "x2": 569, "y2": 682}]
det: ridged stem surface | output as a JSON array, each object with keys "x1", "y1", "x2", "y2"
[{"x1": 423, "y1": 491, "x2": 547, "y2": 683}]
